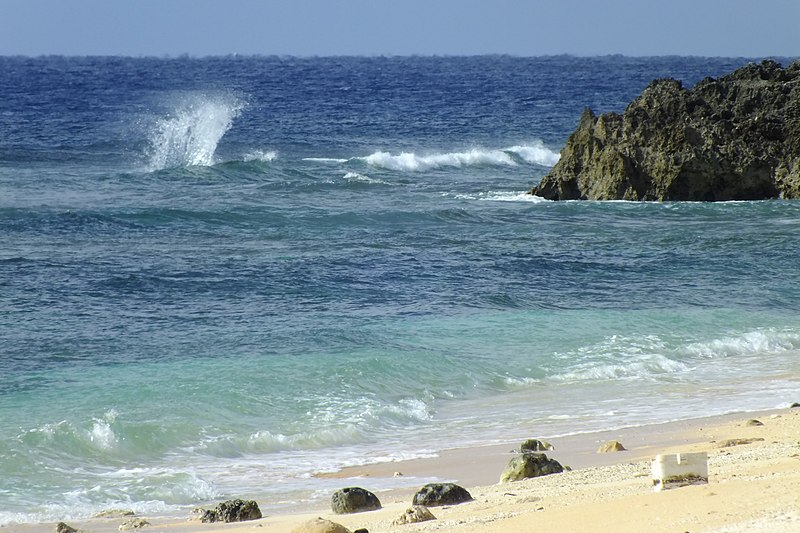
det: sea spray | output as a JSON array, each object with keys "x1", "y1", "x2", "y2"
[{"x1": 146, "y1": 93, "x2": 245, "y2": 170}]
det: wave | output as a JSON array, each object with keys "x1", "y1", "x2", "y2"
[
  {"x1": 342, "y1": 172, "x2": 390, "y2": 185},
  {"x1": 505, "y1": 141, "x2": 561, "y2": 166},
  {"x1": 357, "y1": 142, "x2": 560, "y2": 172},
  {"x1": 548, "y1": 328, "x2": 800, "y2": 384},
  {"x1": 452, "y1": 191, "x2": 548, "y2": 202},
  {"x1": 302, "y1": 157, "x2": 349, "y2": 164},
  {"x1": 683, "y1": 328, "x2": 800, "y2": 359},
  {"x1": 242, "y1": 149, "x2": 277, "y2": 162},
  {"x1": 361, "y1": 148, "x2": 517, "y2": 171},
  {"x1": 145, "y1": 93, "x2": 245, "y2": 170}
]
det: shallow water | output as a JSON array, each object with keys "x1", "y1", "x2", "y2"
[{"x1": 1, "y1": 55, "x2": 799, "y2": 523}]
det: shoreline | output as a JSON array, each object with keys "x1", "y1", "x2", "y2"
[{"x1": 11, "y1": 405, "x2": 800, "y2": 532}]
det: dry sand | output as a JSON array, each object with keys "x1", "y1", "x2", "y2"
[{"x1": 12, "y1": 408, "x2": 800, "y2": 533}]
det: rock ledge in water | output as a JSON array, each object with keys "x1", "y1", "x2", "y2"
[{"x1": 531, "y1": 60, "x2": 800, "y2": 201}]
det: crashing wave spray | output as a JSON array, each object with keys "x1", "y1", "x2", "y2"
[{"x1": 146, "y1": 93, "x2": 244, "y2": 170}]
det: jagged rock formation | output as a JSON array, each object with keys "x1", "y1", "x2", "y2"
[{"x1": 531, "y1": 59, "x2": 800, "y2": 201}]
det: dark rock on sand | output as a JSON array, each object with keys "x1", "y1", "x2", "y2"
[
  {"x1": 746, "y1": 419, "x2": 765, "y2": 426},
  {"x1": 331, "y1": 487, "x2": 382, "y2": 514},
  {"x1": 412, "y1": 483, "x2": 473, "y2": 507},
  {"x1": 55, "y1": 523, "x2": 78, "y2": 533},
  {"x1": 199, "y1": 499, "x2": 262, "y2": 523},
  {"x1": 520, "y1": 439, "x2": 554, "y2": 452},
  {"x1": 500, "y1": 452, "x2": 564, "y2": 483},
  {"x1": 531, "y1": 59, "x2": 800, "y2": 201}
]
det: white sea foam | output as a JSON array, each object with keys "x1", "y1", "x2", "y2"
[
  {"x1": 357, "y1": 142, "x2": 560, "y2": 171},
  {"x1": 146, "y1": 93, "x2": 244, "y2": 170},
  {"x1": 684, "y1": 329, "x2": 800, "y2": 358},
  {"x1": 302, "y1": 157, "x2": 349, "y2": 163},
  {"x1": 453, "y1": 190, "x2": 549, "y2": 202},
  {"x1": 553, "y1": 353, "x2": 691, "y2": 382},
  {"x1": 343, "y1": 171, "x2": 389, "y2": 185},
  {"x1": 243, "y1": 149, "x2": 277, "y2": 162}
]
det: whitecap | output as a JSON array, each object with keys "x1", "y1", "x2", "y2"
[
  {"x1": 454, "y1": 191, "x2": 549, "y2": 203},
  {"x1": 343, "y1": 172, "x2": 388, "y2": 185},
  {"x1": 302, "y1": 157, "x2": 349, "y2": 163},
  {"x1": 683, "y1": 329, "x2": 800, "y2": 359},
  {"x1": 243, "y1": 149, "x2": 277, "y2": 162},
  {"x1": 504, "y1": 141, "x2": 561, "y2": 167},
  {"x1": 361, "y1": 148, "x2": 517, "y2": 171}
]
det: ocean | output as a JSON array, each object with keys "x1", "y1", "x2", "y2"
[{"x1": 1, "y1": 55, "x2": 799, "y2": 523}]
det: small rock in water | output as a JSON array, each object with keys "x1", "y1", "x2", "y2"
[
  {"x1": 412, "y1": 483, "x2": 473, "y2": 507},
  {"x1": 118, "y1": 518, "x2": 150, "y2": 531},
  {"x1": 392, "y1": 505, "x2": 436, "y2": 525},
  {"x1": 290, "y1": 517, "x2": 351, "y2": 533},
  {"x1": 746, "y1": 419, "x2": 764, "y2": 426},
  {"x1": 597, "y1": 440, "x2": 626, "y2": 453},
  {"x1": 790, "y1": 402, "x2": 800, "y2": 408},
  {"x1": 55, "y1": 523, "x2": 79, "y2": 533},
  {"x1": 331, "y1": 487, "x2": 381, "y2": 514}
]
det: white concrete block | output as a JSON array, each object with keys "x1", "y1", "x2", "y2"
[{"x1": 651, "y1": 452, "x2": 708, "y2": 491}]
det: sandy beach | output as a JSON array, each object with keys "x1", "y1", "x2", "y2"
[{"x1": 17, "y1": 407, "x2": 800, "y2": 533}]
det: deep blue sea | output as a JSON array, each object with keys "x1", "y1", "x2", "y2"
[{"x1": 1, "y1": 55, "x2": 799, "y2": 523}]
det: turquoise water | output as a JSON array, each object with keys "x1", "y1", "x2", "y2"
[{"x1": 1, "y1": 55, "x2": 799, "y2": 522}]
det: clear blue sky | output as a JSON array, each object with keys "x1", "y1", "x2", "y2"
[{"x1": 1, "y1": 0, "x2": 797, "y2": 57}]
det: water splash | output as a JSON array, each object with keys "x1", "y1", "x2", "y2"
[{"x1": 146, "y1": 94, "x2": 244, "y2": 170}]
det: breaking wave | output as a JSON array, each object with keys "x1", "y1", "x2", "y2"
[
  {"x1": 146, "y1": 93, "x2": 245, "y2": 170},
  {"x1": 452, "y1": 191, "x2": 548, "y2": 202},
  {"x1": 358, "y1": 141, "x2": 560, "y2": 172}
]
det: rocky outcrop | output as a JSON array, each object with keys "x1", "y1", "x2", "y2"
[
  {"x1": 500, "y1": 452, "x2": 564, "y2": 483},
  {"x1": 331, "y1": 487, "x2": 381, "y2": 514},
  {"x1": 531, "y1": 59, "x2": 800, "y2": 201},
  {"x1": 412, "y1": 483, "x2": 473, "y2": 507}
]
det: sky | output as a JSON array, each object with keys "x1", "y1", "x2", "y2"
[{"x1": 0, "y1": 0, "x2": 797, "y2": 58}]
